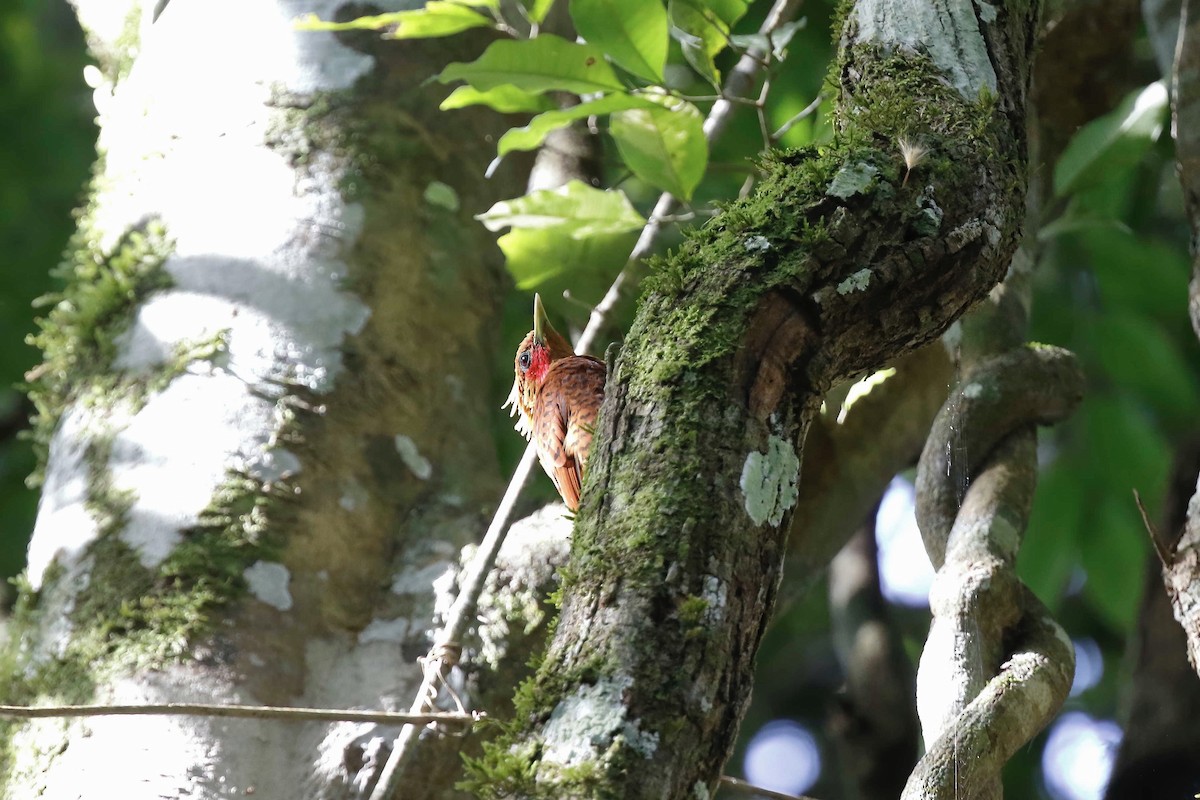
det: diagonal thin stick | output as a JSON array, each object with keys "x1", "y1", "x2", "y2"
[
  {"x1": 0, "y1": 702, "x2": 478, "y2": 725},
  {"x1": 368, "y1": 3, "x2": 805, "y2": 798},
  {"x1": 1134, "y1": 488, "x2": 1174, "y2": 567},
  {"x1": 718, "y1": 775, "x2": 821, "y2": 800}
]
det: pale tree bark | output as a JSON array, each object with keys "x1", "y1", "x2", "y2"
[
  {"x1": 2, "y1": 1, "x2": 540, "y2": 798},
  {"x1": 473, "y1": 1, "x2": 1047, "y2": 798},
  {"x1": 909, "y1": 255, "x2": 1081, "y2": 800}
]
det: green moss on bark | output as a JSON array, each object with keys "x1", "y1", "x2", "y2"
[
  {"x1": 25, "y1": 217, "x2": 174, "y2": 484},
  {"x1": 485, "y1": 31, "x2": 1028, "y2": 798},
  {"x1": 0, "y1": 469, "x2": 288, "y2": 788}
]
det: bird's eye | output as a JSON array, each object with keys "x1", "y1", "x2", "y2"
[{"x1": 518, "y1": 350, "x2": 532, "y2": 372}]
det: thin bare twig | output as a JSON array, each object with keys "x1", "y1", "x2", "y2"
[
  {"x1": 719, "y1": 775, "x2": 821, "y2": 800},
  {"x1": 1134, "y1": 488, "x2": 1174, "y2": 567},
  {"x1": 771, "y1": 93, "x2": 824, "y2": 142},
  {"x1": 366, "y1": 446, "x2": 538, "y2": 800},
  {"x1": 0, "y1": 702, "x2": 478, "y2": 725}
]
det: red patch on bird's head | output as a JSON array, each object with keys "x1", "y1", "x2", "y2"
[{"x1": 527, "y1": 342, "x2": 552, "y2": 384}]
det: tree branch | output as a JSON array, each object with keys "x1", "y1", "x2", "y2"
[
  {"x1": 908, "y1": 243, "x2": 1082, "y2": 798},
  {"x1": 827, "y1": 516, "x2": 919, "y2": 800},
  {"x1": 1107, "y1": 441, "x2": 1200, "y2": 798},
  {"x1": 480, "y1": 2, "x2": 1047, "y2": 797}
]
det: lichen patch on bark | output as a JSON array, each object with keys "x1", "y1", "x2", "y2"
[{"x1": 740, "y1": 435, "x2": 802, "y2": 526}]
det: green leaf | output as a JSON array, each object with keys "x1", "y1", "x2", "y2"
[
  {"x1": 668, "y1": 0, "x2": 726, "y2": 86},
  {"x1": 1074, "y1": 394, "x2": 1168, "y2": 630},
  {"x1": 1088, "y1": 310, "x2": 1200, "y2": 427},
  {"x1": 1081, "y1": 494, "x2": 1147, "y2": 631},
  {"x1": 294, "y1": 2, "x2": 493, "y2": 38},
  {"x1": 610, "y1": 96, "x2": 707, "y2": 199},
  {"x1": 1036, "y1": 212, "x2": 1130, "y2": 241},
  {"x1": 1019, "y1": 463, "x2": 1081, "y2": 608},
  {"x1": 570, "y1": 0, "x2": 668, "y2": 82},
  {"x1": 1054, "y1": 81, "x2": 1169, "y2": 196},
  {"x1": 1081, "y1": 394, "x2": 1170, "y2": 513},
  {"x1": 701, "y1": 0, "x2": 749, "y2": 26},
  {"x1": 476, "y1": 180, "x2": 646, "y2": 238},
  {"x1": 497, "y1": 93, "x2": 656, "y2": 155},
  {"x1": 424, "y1": 181, "x2": 461, "y2": 212},
  {"x1": 438, "y1": 35, "x2": 625, "y2": 94},
  {"x1": 440, "y1": 85, "x2": 555, "y2": 113},
  {"x1": 523, "y1": 0, "x2": 557, "y2": 23},
  {"x1": 1082, "y1": 228, "x2": 1189, "y2": 321},
  {"x1": 498, "y1": 227, "x2": 636, "y2": 289},
  {"x1": 731, "y1": 18, "x2": 804, "y2": 59}
]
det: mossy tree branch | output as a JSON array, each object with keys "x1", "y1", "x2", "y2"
[{"x1": 468, "y1": 2, "x2": 1044, "y2": 798}]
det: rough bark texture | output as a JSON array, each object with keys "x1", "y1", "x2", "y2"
[
  {"x1": 910, "y1": 338, "x2": 1080, "y2": 800},
  {"x1": 473, "y1": 2, "x2": 1045, "y2": 798},
  {"x1": 4, "y1": 1, "x2": 527, "y2": 797}
]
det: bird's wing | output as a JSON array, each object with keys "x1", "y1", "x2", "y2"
[
  {"x1": 534, "y1": 389, "x2": 582, "y2": 511},
  {"x1": 536, "y1": 357, "x2": 605, "y2": 512}
]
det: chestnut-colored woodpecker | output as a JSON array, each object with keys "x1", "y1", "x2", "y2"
[{"x1": 504, "y1": 294, "x2": 605, "y2": 511}]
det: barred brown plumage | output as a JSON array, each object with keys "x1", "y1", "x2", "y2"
[{"x1": 503, "y1": 294, "x2": 605, "y2": 511}]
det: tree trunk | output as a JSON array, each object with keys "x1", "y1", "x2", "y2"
[
  {"x1": 473, "y1": 2, "x2": 1045, "y2": 798},
  {"x1": 4, "y1": 1, "x2": 526, "y2": 797}
]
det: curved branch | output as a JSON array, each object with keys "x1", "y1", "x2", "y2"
[
  {"x1": 908, "y1": 248, "x2": 1082, "y2": 798},
  {"x1": 914, "y1": 344, "x2": 1083, "y2": 567},
  {"x1": 904, "y1": 590, "x2": 1074, "y2": 800}
]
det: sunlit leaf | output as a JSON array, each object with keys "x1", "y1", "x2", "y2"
[
  {"x1": 294, "y1": 2, "x2": 494, "y2": 38},
  {"x1": 477, "y1": 180, "x2": 645, "y2": 238},
  {"x1": 439, "y1": 35, "x2": 625, "y2": 94},
  {"x1": 498, "y1": 227, "x2": 636, "y2": 289},
  {"x1": 570, "y1": 0, "x2": 668, "y2": 82},
  {"x1": 701, "y1": 0, "x2": 749, "y2": 26},
  {"x1": 610, "y1": 96, "x2": 707, "y2": 199},
  {"x1": 497, "y1": 93, "x2": 655, "y2": 155},
  {"x1": 1054, "y1": 81, "x2": 1169, "y2": 196},
  {"x1": 440, "y1": 85, "x2": 555, "y2": 113}
]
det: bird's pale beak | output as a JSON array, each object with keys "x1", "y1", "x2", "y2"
[{"x1": 533, "y1": 293, "x2": 548, "y2": 345}]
